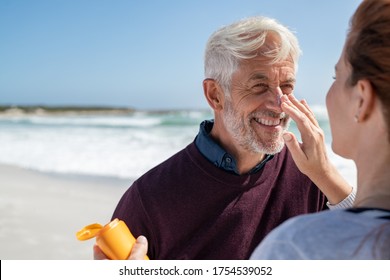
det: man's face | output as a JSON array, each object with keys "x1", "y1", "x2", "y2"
[{"x1": 222, "y1": 54, "x2": 296, "y2": 155}]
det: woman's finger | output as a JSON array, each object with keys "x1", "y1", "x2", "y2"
[
  {"x1": 281, "y1": 95, "x2": 314, "y2": 136},
  {"x1": 281, "y1": 95, "x2": 323, "y2": 151},
  {"x1": 283, "y1": 132, "x2": 307, "y2": 167},
  {"x1": 288, "y1": 94, "x2": 319, "y2": 127}
]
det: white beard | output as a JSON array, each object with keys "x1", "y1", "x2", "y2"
[{"x1": 223, "y1": 100, "x2": 290, "y2": 155}]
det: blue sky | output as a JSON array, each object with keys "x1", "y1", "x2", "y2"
[{"x1": 0, "y1": 0, "x2": 361, "y2": 110}]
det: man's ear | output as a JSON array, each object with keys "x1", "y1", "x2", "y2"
[
  {"x1": 203, "y1": 79, "x2": 224, "y2": 111},
  {"x1": 355, "y1": 79, "x2": 375, "y2": 122}
]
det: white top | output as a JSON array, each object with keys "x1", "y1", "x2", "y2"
[
  {"x1": 250, "y1": 208, "x2": 390, "y2": 260},
  {"x1": 327, "y1": 187, "x2": 356, "y2": 209}
]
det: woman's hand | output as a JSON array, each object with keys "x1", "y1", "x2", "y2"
[
  {"x1": 281, "y1": 94, "x2": 353, "y2": 205},
  {"x1": 281, "y1": 94, "x2": 328, "y2": 177}
]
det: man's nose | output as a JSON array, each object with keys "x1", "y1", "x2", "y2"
[{"x1": 267, "y1": 87, "x2": 283, "y2": 112}]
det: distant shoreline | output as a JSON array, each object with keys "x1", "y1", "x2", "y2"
[
  {"x1": 0, "y1": 105, "x2": 136, "y2": 116},
  {"x1": 0, "y1": 105, "x2": 211, "y2": 116}
]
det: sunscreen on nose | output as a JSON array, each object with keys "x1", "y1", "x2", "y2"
[
  {"x1": 277, "y1": 94, "x2": 282, "y2": 106},
  {"x1": 76, "y1": 218, "x2": 149, "y2": 260}
]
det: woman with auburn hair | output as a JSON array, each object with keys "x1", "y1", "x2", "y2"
[{"x1": 251, "y1": 0, "x2": 390, "y2": 259}]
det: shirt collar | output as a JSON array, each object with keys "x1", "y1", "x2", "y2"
[{"x1": 195, "y1": 119, "x2": 273, "y2": 175}]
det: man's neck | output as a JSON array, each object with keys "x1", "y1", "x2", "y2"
[{"x1": 209, "y1": 127, "x2": 266, "y2": 175}]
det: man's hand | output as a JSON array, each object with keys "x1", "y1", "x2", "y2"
[{"x1": 93, "y1": 235, "x2": 149, "y2": 260}]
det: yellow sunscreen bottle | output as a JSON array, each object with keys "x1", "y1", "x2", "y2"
[{"x1": 76, "y1": 218, "x2": 149, "y2": 260}]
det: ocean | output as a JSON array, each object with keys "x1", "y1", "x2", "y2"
[{"x1": 0, "y1": 106, "x2": 357, "y2": 186}]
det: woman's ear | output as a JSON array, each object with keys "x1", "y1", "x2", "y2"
[
  {"x1": 203, "y1": 79, "x2": 224, "y2": 111},
  {"x1": 355, "y1": 79, "x2": 375, "y2": 122}
]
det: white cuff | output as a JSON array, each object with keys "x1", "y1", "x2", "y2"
[{"x1": 327, "y1": 188, "x2": 356, "y2": 210}]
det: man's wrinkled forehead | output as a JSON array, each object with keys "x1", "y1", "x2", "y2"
[
  {"x1": 235, "y1": 56, "x2": 296, "y2": 85},
  {"x1": 239, "y1": 53, "x2": 296, "y2": 71}
]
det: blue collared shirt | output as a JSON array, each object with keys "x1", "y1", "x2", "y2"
[{"x1": 194, "y1": 120, "x2": 273, "y2": 175}]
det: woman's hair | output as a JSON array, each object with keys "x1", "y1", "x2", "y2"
[
  {"x1": 345, "y1": 0, "x2": 390, "y2": 141},
  {"x1": 204, "y1": 16, "x2": 301, "y2": 95}
]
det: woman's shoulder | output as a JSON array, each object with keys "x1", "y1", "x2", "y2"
[
  {"x1": 274, "y1": 208, "x2": 389, "y2": 235},
  {"x1": 250, "y1": 208, "x2": 390, "y2": 259}
]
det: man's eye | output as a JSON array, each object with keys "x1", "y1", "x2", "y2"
[{"x1": 253, "y1": 83, "x2": 269, "y2": 93}]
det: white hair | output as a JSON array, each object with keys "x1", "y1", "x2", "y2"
[{"x1": 204, "y1": 16, "x2": 302, "y2": 95}]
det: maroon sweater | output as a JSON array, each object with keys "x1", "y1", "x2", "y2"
[{"x1": 112, "y1": 142, "x2": 327, "y2": 259}]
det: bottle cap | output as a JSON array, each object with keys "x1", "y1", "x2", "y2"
[{"x1": 76, "y1": 223, "x2": 104, "y2": 241}]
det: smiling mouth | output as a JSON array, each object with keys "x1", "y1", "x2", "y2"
[{"x1": 253, "y1": 117, "x2": 283, "y2": 127}]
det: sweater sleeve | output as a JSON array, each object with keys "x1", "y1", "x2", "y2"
[
  {"x1": 326, "y1": 187, "x2": 356, "y2": 210},
  {"x1": 111, "y1": 182, "x2": 158, "y2": 259}
]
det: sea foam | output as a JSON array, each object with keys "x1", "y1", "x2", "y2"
[{"x1": 0, "y1": 107, "x2": 356, "y2": 186}]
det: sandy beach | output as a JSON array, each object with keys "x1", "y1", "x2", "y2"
[{"x1": 0, "y1": 163, "x2": 130, "y2": 260}]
